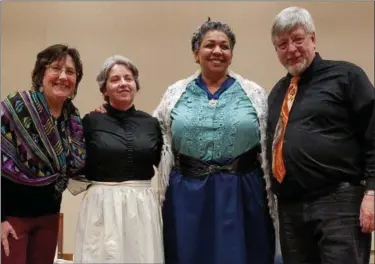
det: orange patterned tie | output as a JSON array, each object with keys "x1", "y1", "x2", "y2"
[{"x1": 272, "y1": 76, "x2": 300, "y2": 183}]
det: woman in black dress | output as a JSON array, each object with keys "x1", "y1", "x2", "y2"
[{"x1": 73, "y1": 55, "x2": 163, "y2": 263}]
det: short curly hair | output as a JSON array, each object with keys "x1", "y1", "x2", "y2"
[{"x1": 191, "y1": 17, "x2": 236, "y2": 52}]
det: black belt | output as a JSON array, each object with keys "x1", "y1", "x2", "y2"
[{"x1": 173, "y1": 145, "x2": 261, "y2": 178}]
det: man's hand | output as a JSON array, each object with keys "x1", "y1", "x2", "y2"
[{"x1": 360, "y1": 193, "x2": 375, "y2": 233}]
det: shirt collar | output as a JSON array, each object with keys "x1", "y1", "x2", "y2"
[{"x1": 105, "y1": 103, "x2": 136, "y2": 119}]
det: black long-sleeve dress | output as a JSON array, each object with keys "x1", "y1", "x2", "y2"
[
  {"x1": 74, "y1": 103, "x2": 164, "y2": 263},
  {"x1": 82, "y1": 104, "x2": 162, "y2": 182}
]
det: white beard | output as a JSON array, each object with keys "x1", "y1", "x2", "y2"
[{"x1": 285, "y1": 58, "x2": 308, "y2": 76}]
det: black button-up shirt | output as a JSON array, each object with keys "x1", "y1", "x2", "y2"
[
  {"x1": 82, "y1": 104, "x2": 162, "y2": 182},
  {"x1": 267, "y1": 53, "x2": 375, "y2": 201}
]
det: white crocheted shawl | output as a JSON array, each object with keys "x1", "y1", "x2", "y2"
[{"x1": 152, "y1": 70, "x2": 278, "y2": 226}]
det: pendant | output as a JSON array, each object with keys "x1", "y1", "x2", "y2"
[{"x1": 209, "y1": 99, "x2": 217, "y2": 106}]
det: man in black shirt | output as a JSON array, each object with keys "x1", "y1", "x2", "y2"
[{"x1": 267, "y1": 6, "x2": 374, "y2": 264}]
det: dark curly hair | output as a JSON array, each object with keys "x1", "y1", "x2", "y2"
[
  {"x1": 191, "y1": 17, "x2": 236, "y2": 52},
  {"x1": 31, "y1": 44, "x2": 83, "y2": 99}
]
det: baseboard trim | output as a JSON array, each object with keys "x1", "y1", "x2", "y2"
[
  {"x1": 60, "y1": 250, "x2": 375, "y2": 263},
  {"x1": 62, "y1": 253, "x2": 73, "y2": 261}
]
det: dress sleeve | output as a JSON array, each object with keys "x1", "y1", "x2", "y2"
[
  {"x1": 152, "y1": 86, "x2": 175, "y2": 204},
  {"x1": 1, "y1": 102, "x2": 17, "y2": 222},
  {"x1": 347, "y1": 65, "x2": 375, "y2": 190},
  {"x1": 78, "y1": 114, "x2": 92, "y2": 177},
  {"x1": 153, "y1": 119, "x2": 163, "y2": 167}
]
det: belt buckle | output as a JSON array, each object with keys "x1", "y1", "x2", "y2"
[{"x1": 208, "y1": 164, "x2": 220, "y2": 173}]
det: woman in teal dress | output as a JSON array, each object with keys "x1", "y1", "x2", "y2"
[{"x1": 153, "y1": 19, "x2": 278, "y2": 264}]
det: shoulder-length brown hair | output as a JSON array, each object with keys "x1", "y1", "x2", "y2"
[{"x1": 31, "y1": 44, "x2": 83, "y2": 99}]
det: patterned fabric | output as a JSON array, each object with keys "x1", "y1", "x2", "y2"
[
  {"x1": 171, "y1": 78, "x2": 260, "y2": 161},
  {"x1": 1, "y1": 90, "x2": 86, "y2": 194},
  {"x1": 152, "y1": 70, "x2": 278, "y2": 226},
  {"x1": 272, "y1": 76, "x2": 300, "y2": 183}
]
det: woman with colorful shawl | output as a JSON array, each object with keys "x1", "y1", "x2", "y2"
[{"x1": 1, "y1": 44, "x2": 86, "y2": 264}]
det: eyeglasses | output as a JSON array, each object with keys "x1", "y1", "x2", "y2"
[
  {"x1": 274, "y1": 35, "x2": 310, "y2": 51},
  {"x1": 47, "y1": 64, "x2": 77, "y2": 77}
]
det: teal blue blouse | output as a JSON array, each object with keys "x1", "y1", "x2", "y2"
[{"x1": 171, "y1": 76, "x2": 260, "y2": 162}]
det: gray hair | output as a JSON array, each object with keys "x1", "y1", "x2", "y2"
[
  {"x1": 271, "y1": 7, "x2": 315, "y2": 43},
  {"x1": 96, "y1": 55, "x2": 140, "y2": 102},
  {"x1": 191, "y1": 17, "x2": 236, "y2": 52}
]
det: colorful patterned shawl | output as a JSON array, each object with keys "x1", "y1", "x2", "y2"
[{"x1": 1, "y1": 90, "x2": 86, "y2": 194}]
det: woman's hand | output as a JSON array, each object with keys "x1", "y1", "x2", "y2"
[
  {"x1": 1, "y1": 221, "x2": 18, "y2": 256},
  {"x1": 92, "y1": 104, "x2": 107, "y2": 114}
]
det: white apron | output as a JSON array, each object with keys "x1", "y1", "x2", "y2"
[{"x1": 74, "y1": 180, "x2": 164, "y2": 263}]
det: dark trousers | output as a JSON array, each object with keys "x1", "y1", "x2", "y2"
[
  {"x1": 1, "y1": 213, "x2": 59, "y2": 264},
  {"x1": 278, "y1": 184, "x2": 372, "y2": 264}
]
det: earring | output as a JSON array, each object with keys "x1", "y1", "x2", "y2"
[
  {"x1": 69, "y1": 90, "x2": 76, "y2": 100},
  {"x1": 40, "y1": 86, "x2": 44, "y2": 93}
]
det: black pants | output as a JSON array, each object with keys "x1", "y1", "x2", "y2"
[{"x1": 278, "y1": 184, "x2": 372, "y2": 264}]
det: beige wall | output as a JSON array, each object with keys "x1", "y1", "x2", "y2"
[{"x1": 2, "y1": 1, "x2": 374, "y2": 254}]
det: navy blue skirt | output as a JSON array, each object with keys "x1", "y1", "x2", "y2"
[{"x1": 162, "y1": 166, "x2": 275, "y2": 264}]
